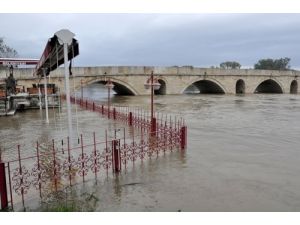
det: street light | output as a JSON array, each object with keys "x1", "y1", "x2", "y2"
[
  {"x1": 105, "y1": 78, "x2": 114, "y2": 119},
  {"x1": 144, "y1": 71, "x2": 161, "y2": 135},
  {"x1": 55, "y1": 29, "x2": 75, "y2": 147}
]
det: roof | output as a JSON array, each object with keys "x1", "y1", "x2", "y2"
[
  {"x1": 0, "y1": 58, "x2": 39, "y2": 66},
  {"x1": 35, "y1": 35, "x2": 79, "y2": 76}
]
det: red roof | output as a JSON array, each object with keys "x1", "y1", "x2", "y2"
[{"x1": 0, "y1": 58, "x2": 39, "y2": 66}]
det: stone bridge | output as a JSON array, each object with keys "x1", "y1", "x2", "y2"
[{"x1": 0, "y1": 66, "x2": 299, "y2": 95}]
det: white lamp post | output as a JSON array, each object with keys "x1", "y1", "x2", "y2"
[
  {"x1": 55, "y1": 29, "x2": 75, "y2": 146},
  {"x1": 43, "y1": 68, "x2": 49, "y2": 123}
]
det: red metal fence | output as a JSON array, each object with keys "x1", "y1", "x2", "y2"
[
  {"x1": 69, "y1": 96, "x2": 186, "y2": 135},
  {"x1": 0, "y1": 96, "x2": 187, "y2": 211}
]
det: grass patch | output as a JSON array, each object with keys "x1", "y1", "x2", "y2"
[{"x1": 44, "y1": 201, "x2": 78, "y2": 212}]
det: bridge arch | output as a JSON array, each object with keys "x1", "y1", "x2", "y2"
[
  {"x1": 236, "y1": 79, "x2": 245, "y2": 94},
  {"x1": 254, "y1": 79, "x2": 283, "y2": 94},
  {"x1": 154, "y1": 78, "x2": 167, "y2": 95},
  {"x1": 84, "y1": 77, "x2": 138, "y2": 95},
  {"x1": 290, "y1": 80, "x2": 298, "y2": 94},
  {"x1": 182, "y1": 78, "x2": 226, "y2": 94}
]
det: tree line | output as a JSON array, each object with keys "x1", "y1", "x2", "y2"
[
  {"x1": 214, "y1": 57, "x2": 292, "y2": 70},
  {"x1": 253, "y1": 57, "x2": 291, "y2": 70}
]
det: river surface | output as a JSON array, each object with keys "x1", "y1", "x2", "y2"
[{"x1": 1, "y1": 83, "x2": 300, "y2": 211}]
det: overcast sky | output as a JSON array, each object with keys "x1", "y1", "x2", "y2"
[{"x1": 1, "y1": 13, "x2": 300, "y2": 69}]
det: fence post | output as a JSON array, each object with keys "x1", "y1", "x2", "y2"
[
  {"x1": 92, "y1": 102, "x2": 95, "y2": 111},
  {"x1": 0, "y1": 161, "x2": 8, "y2": 210},
  {"x1": 151, "y1": 117, "x2": 156, "y2": 137},
  {"x1": 113, "y1": 108, "x2": 116, "y2": 120},
  {"x1": 180, "y1": 126, "x2": 187, "y2": 150},
  {"x1": 112, "y1": 140, "x2": 121, "y2": 173},
  {"x1": 129, "y1": 112, "x2": 133, "y2": 126}
]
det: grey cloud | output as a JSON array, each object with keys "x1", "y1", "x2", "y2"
[{"x1": 0, "y1": 13, "x2": 300, "y2": 68}]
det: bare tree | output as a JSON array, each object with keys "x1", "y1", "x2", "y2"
[{"x1": 0, "y1": 37, "x2": 18, "y2": 58}]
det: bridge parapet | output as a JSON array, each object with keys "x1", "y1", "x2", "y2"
[
  {"x1": 1, "y1": 66, "x2": 299, "y2": 94},
  {"x1": 1, "y1": 66, "x2": 300, "y2": 79}
]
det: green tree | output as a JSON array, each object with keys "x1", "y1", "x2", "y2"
[
  {"x1": 220, "y1": 61, "x2": 241, "y2": 69},
  {"x1": 0, "y1": 37, "x2": 18, "y2": 58},
  {"x1": 254, "y1": 57, "x2": 291, "y2": 70}
]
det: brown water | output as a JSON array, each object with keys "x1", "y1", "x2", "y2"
[{"x1": 1, "y1": 83, "x2": 300, "y2": 211}]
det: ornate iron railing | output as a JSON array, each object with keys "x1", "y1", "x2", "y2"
[{"x1": 0, "y1": 95, "x2": 187, "y2": 211}]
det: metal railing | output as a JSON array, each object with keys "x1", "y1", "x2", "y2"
[{"x1": 0, "y1": 96, "x2": 187, "y2": 211}]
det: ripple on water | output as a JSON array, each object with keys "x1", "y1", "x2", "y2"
[{"x1": 1, "y1": 87, "x2": 300, "y2": 211}]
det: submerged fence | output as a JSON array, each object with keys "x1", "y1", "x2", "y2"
[
  {"x1": 0, "y1": 96, "x2": 187, "y2": 211},
  {"x1": 69, "y1": 95, "x2": 186, "y2": 135}
]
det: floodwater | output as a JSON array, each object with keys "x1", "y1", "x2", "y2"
[{"x1": 1, "y1": 83, "x2": 300, "y2": 211}]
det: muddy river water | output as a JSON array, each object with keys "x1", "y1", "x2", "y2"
[{"x1": 1, "y1": 83, "x2": 300, "y2": 211}]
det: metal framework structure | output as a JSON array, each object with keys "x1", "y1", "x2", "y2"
[
  {"x1": 34, "y1": 35, "x2": 79, "y2": 77},
  {"x1": 34, "y1": 29, "x2": 79, "y2": 137}
]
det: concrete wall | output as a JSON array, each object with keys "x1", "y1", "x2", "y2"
[{"x1": 1, "y1": 66, "x2": 299, "y2": 94}]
